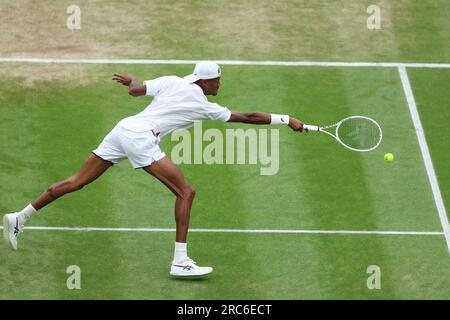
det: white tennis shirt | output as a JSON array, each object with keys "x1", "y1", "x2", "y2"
[{"x1": 118, "y1": 76, "x2": 231, "y2": 137}]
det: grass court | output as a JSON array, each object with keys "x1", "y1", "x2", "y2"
[{"x1": 1, "y1": 0, "x2": 449, "y2": 299}]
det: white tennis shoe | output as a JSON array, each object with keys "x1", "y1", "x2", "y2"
[
  {"x1": 3, "y1": 213, "x2": 24, "y2": 250},
  {"x1": 170, "y1": 258, "x2": 213, "y2": 277}
]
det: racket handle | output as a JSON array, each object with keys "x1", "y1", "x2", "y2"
[{"x1": 304, "y1": 125, "x2": 320, "y2": 131}]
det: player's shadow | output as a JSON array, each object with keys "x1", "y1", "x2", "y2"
[{"x1": 170, "y1": 276, "x2": 211, "y2": 282}]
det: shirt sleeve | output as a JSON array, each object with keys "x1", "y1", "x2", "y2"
[
  {"x1": 203, "y1": 102, "x2": 232, "y2": 122},
  {"x1": 143, "y1": 76, "x2": 176, "y2": 97}
]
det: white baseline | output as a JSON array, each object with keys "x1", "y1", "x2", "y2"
[
  {"x1": 1, "y1": 57, "x2": 450, "y2": 69},
  {"x1": 0, "y1": 225, "x2": 444, "y2": 236}
]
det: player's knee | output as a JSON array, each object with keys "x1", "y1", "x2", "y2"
[
  {"x1": 48, "y1": 177, "x2": 85, "y2": 197},
  {"x1": 47, "y1": 185, "x2": 58, "y2": 198},
  {"x1": 181, "y1": 185, "x2": 196, "y2": 201},
  {"x1": 190, "y1": 187, "x2": 196, "y2": 199},
  {"x1": 70, "y1": 177, "x2": 86, "y2": 191}
]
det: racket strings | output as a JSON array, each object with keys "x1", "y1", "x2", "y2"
[{"x1": 337, "y1": 118, "x2": 381, "y2": 151}]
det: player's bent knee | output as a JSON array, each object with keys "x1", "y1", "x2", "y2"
[
  {"x1": 48, "y1": 177, "x2": 86, "y2": 198},
  {"x1": 47, "y1": 185, "x2": 58, "y2": 198},
  {"x1": 186, "y1": 186, "x2": 196, "y2": 200},
  {"x1": 179, "y1": 185, "x2": 196, "y2": 201},
  {"x1": 71, "y1": 178, "x2": 87, "y2": 191}
]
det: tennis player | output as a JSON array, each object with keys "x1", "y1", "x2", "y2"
[{"x1": 3, "y1": 61, "x2": 306, "y2": 277}]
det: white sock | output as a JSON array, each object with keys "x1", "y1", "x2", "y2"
[
  {"x1": 173, "y1": 242, "x2": 188, "y2": 263},
  {"x1": 18, "y1": 204, "x2": 37, "y2": 222}
]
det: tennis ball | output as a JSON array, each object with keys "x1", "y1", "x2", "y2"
[{"x1": 384, "y1": 153, "x2": 394, "y2": 163}]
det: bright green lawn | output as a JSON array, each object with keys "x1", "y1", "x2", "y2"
[
  {"x1": 407, "y1": 69, "x2": 450, "y2": 214},
  {"x1": 1, "y1": 64, "x2": 449, "y2": 299},
  {"x1": 2, "y1": 231, "x2": 449, "y2": 299},
  {"x1": 1, "y1": 1, "x2": 450, "y2": 62}
]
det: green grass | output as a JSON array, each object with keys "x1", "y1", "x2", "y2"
[
  {"x1": 1, "y1": 64, "x2": 449, "y2": 299},
  {"x1": 407, "y1": 69, "x2": 450, "y2": 214},
  {"x1": 2, "y1": 231, "x2": 449, "y2": 299},
  {"x1": 1, "y1": 0, "x2": 450, "y2": 300},
  {"x1": 1, "y1": 1, "x2": 450, "y2": 62}
]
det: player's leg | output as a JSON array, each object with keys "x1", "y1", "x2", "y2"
[
  {"x1": 32, "y1": 153, "x2": 113, "y2": 210},
  {"x1": 143, "y1": 156, "x2": 212, "y2": 277},
  {"x1": 3, "y1": 154, "x2": 112, "y2": 250},
  {"x1": 144, "y1": 156, "x2": 195, "y2": 243}
]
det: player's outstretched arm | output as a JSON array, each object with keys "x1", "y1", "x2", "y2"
[
  {"x1": 227, "y1": 111, "x2": 306, "y2": 132},
  {"x1": 112, "y1": 74, "x2": 147, "y2": 97}
]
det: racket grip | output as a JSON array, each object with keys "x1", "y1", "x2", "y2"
[{"x1": 304, "y1": 125, "x2": 320, "y2": 131}]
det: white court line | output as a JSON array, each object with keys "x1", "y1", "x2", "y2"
[
  {"x1": 1, "y1": 57, "x2": 450, "y2": 68},
  {"x1": 0, "y1": 225, "x2": 444, "y2": 235},
  {"x1": 398, "y1": 66, "x2": 450, "y2": 253}
]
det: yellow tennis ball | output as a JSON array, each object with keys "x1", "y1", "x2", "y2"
[{"x1": 384, "y1": 153, "x2": 394, "y2": 163}]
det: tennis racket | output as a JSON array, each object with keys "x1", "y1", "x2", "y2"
[{"x1": 303, "y1": 116, "x2": 382, "y2": 152}]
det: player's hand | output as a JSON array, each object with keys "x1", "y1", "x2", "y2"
[
  {"x1": 289, "y1": 117, "x2": 307, "y2": 132},
  {"x1": 112, "y1": 74, "x2": 134, "y2": 86}
]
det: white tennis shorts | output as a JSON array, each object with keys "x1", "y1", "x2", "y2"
[{"x1": 92, "y1": 124, "x2": 166, "y2": 168}]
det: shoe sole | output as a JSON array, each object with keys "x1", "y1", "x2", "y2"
[
  {"x1": 170, "y1": 272, "x2": 212, "y2": 278},
  {"x1": 170, "y1": 268, "x2": 213, "y2": 278},
  {"x1": 3, "y1": 214, "x2": 10, "y2": 242},
  {"x1": 3, "y1": 214, "x2": 17, "y2": 250}
]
